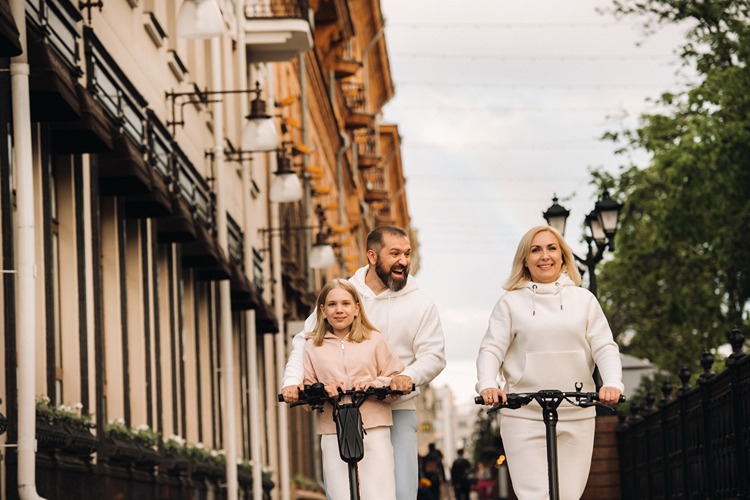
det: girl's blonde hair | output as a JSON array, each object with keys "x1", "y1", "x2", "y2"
[
  {"x1": 503, "y1": 226, "x2": 581, "y2": 291},
  {"x1": 309, "y1": 279, "x2": 377, "y2": 346}
]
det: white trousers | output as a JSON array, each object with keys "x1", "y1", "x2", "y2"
[
  {"x1": 391, "y1": 409, "x2": 418, "y2": 500},
  {"x1": 500, "y1": 414, "x2": 595, "y2": 500},
  {"x1": 321, "y1": 426, "x2": 396, "y2": 500}
]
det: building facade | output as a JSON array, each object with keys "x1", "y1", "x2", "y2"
[{"x1": 0, "y1": 1, "x2": 414, "y2": 499}]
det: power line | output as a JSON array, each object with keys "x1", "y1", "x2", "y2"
[
  {"x1": 389, "y1": 104, "x2": 656, "y2": 113},
  {"x1": 391, "y1": 53, "x2": 673, "y2": 61},
  {"x1": 402, "y1": 142, "x2": 615, "y2": 151},
  {"x1": 386, "y1": 22, "x2": 637, "y2": 29},
  {"x1": 396, "y1": 82, "x2": 666, "y2": 89}
]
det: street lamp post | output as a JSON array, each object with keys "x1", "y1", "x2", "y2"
[{"x1": 542, "y1": 191, "x2": 623, "y2": 298}]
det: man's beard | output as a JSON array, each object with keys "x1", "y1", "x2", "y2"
[{"x1": 375, "y1": 256, "x2": 409, "y2": 292}]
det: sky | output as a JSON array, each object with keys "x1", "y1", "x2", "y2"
[{"x1": 379, "y1": 0, "x2": 695, "y2": 409}]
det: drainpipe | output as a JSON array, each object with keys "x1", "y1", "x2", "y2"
[
  {"x1": 336, "y1": 131, "x2": 349, "y2": 247},
  {"x1": 211, "y1": 37, "x2": 238, "y2": 500},
  {"x1": 259, "y1": 68, "x2": 280, "y2": 499},
  {"x1": 300, "y1": 54, "x2": 313, "y2": 292},
  {"x1": 275, "y1": 64, "x2": 291, "y2": 500},
  {"x1": 10, "y1": 0, "x2": 44, "y2": 498},
  {"x1": 237, "y1": 21, "x2": 264, "y2": 500}
]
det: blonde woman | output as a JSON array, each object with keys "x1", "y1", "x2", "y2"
[
  {"x1": 302, "y1": 279, "x2": 404, "y2": 500},
  {"x1": 476, "y1": 226, "x2": 623, "y2": 500}
]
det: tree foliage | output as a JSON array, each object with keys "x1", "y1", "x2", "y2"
[{"x1": 596, "y1": 0, "x2": 750, "y2": 377}]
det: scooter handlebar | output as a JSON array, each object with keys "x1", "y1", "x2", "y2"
[
  {"x1": 278, "y1": 383, "x2": 416, "y2": 405},
  {"x1": 474, "y1": 390, "x2": 625, "y2": 408}
]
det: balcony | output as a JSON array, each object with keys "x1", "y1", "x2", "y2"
[
  {"x1": 340, "y1": 81, "x2": 374, "y2": 129},
  {"x1": 354, "y1": 128, "x2": 380, "y2": 169},
  {"x1": 244, "y1": 0, "x2": 313, "y2": 63}
]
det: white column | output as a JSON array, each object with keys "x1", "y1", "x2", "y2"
[{"x1": 211, "y1": 37, "x2": 238, "y2": 500}]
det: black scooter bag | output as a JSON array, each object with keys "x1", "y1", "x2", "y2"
[{"x1": 334, "y1": 405, "x2": 365, "y2": 464}]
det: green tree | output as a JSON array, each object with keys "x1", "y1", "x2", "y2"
[{"x1": 596, "y1": 0, "x2": 750, "y2": 377}]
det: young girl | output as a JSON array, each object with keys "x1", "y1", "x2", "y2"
[{"x1": 302, "y1": 278, "x2": 404, "y2": 500}]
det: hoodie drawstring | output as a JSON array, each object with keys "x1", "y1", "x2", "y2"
[{"x1": 531, "y1": 282, "x2": 564, "y2": 315}]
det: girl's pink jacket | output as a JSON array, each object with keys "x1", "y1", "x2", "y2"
[{"x1": 303, "y1": 330, "x2": 405, "y2": 435}]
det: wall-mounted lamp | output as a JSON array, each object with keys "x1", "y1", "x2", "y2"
[
  {"x1": 258, "y1": 204, "x2": 337, "y2": 269},
  {"x1": 270, "y1": 151, "x2": 303, "y2": 203},
  {"x1": 268, "y1": 141, "x2": 314, "y2": 203},
  {"x1": 309, "y1": 232, "x2": 336, "y2": 269},
  {"x1": 165, "y1": 82, "x2": 279, "y2": 150},
  {"x1": 177, "y1": 0, "x2": 224, "y2": 39}
]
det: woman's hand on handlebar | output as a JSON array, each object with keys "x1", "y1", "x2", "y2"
[
  {"x1": 598, "y1": 386, "x2": 623, "y2": 405},
  {"x1": 480, "y1": 388, "x2": 507, "y2": 406},
  {"x1": 281, "y1": 384, "x2": 305, "y2": 404}
]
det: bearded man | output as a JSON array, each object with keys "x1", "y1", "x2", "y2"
[{"x1": 281, "y1": 225, "x2": 446, "y2": 500}]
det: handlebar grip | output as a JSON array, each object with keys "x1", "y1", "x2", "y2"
[
  {"x1": 277, "y1": 394, "x2": 284, "y2": 403},
  {"x1": 474, "y1": 396, "x2": 484, "y2": 405}
]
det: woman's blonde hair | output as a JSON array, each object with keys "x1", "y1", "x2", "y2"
[
  {"x1": 309, "y1": 279, "x2": 377, "y2": 346},
  {"x1": 503, "y1": 226, "x2": 581, "y2": 291}
]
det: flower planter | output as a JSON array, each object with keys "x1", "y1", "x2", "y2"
[
  {"x1": 101, "y1": 437, "x2": 143, "y2": 465},
  {"x1": 162, "y1": 453, "x2": 190, "y2": 474},
  {"x1": 238, "y1": 469, "x2": 253, "y2": 487},
  {"x1": 191, "y1": 459, "x2": 224, "y2": 482},
  {"x1": 62, "y1": 426, "x2": 98, "y2": 457},
  {"x1": 35, "y1": 417, "x2": 71, "y2": 451},
  {"x1": 134, "y1": 446, "x2": 161, "y2": 470}
]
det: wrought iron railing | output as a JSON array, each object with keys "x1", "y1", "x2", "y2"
[
  {"x1": 617, "y1": 327, "x2": 749, "y2": 499},
  {"x1": 26, "y1": 0, "x2": 82, "y2": 75},
  {"x1": 244, "y1": 0, "x2": 310, "y2": 21},
  {"x1": 173, "y1": 146, "x2": 215, "y2": 233},
  {"x1": 146, "y1": 110, "x2": 173, "y2": 183},
  {"x1": 354, "y1": 127, "x2": 378, "y2": 157},
  {"x1": 84, "y1": 27, "x2": 146, "y2": 147},
  {"x1": 340, "y1": 81, "x2": 368, "y2": 115}
]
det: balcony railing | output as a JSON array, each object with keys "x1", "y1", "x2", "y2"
[
  {"x1": 26, "y1": 0, "x2": 82, "y2": 76},
  {"x1": 243, "y1": 0, "x2": 313, "y2": 63}
]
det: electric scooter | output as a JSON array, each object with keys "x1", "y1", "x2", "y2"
[
  {"x1": 279, "y1": 383, "x2": 411, "y2": 500},
  {"x1": 475, "y1": 382, "x2": 625, "y2": 500}
]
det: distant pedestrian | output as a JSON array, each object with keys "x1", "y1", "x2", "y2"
[
  {"x1": 450, "y1": 448, "x2": 472, "y2": 500},
  {"x1": 422, "y1": 443, "x2": 445, "y2": 499}
]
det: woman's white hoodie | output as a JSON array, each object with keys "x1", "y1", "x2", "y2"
[{"x1": 475, "y1": 274, "x2": 623, "y2": 420}]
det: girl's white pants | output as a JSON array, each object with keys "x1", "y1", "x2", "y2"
[
  {"x1": 500, "y1": 414, "x2": 595, "y2": 500},
  {"x1": 321, "y1": 426, "x2": 396, "y2": 500}
]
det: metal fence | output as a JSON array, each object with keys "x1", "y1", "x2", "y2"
[{"x1": 617, "y1": 328, "x2": 750, "y2": 499}]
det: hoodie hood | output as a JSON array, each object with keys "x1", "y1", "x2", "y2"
[
  {"x1": 351, "y1": 265, "x2": 420, "y2": 300},
  {"x1": 524, "y1": 273, "x2": 576, "y2": 315}
]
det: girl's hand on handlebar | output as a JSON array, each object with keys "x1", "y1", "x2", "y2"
[
  {"x1": 598, "y1": 386, "x2": 623, "y2": 405},
  {"x1": 281, "y1": 384, "x2": 304, "y2": 403},
  {"x1": 324, "y1": 381, "x2": 346, "y2": 397},
  {"x1": 480, "y1": 388, "x2": 507, "y2": 406},
  {"x1": 353, "y1": 380, "x2": 374, "y2": 392}
]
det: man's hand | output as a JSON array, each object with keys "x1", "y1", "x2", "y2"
[
  {"x1": 281, "y1": 384, "x2": 304, "y2": 403},
  {"x1": 390, "y1": 375, "x2": 413, "y2": 394}
]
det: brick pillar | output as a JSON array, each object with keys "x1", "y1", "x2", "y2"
[{"x1": 582, "y1": 415, "x2": 620, "y2": 499}]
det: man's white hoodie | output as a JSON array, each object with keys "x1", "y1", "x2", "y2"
[{"x1": 282, "y1": 265, "x2": 446, "y2": 410}]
